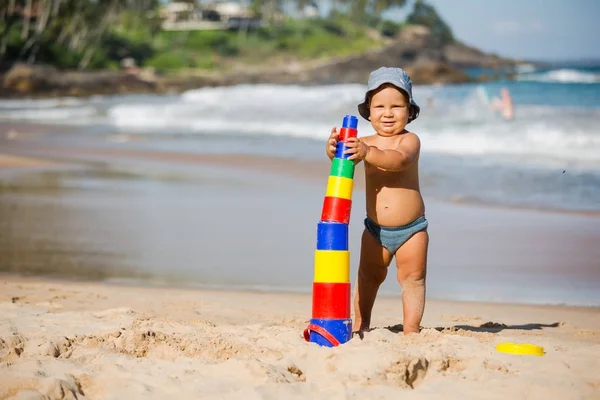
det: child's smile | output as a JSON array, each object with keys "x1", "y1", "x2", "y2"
[{"x1": 368, "y1": 86, "x2": 410, "y2": 136}]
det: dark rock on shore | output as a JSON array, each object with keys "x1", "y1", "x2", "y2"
[
  {"x1": 0, "y1": 63, "x2": 159, "y2": 98},
  {"x1": 0, "y1": 26, "x2": 524, "y2": 99},
  {"x1": 444, "y1": 42, "x2": 523, "y2": 69}
]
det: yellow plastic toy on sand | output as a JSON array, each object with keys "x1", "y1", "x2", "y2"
[{"x1": 496, "y1": 342, "x2": 545, "y2": 356}]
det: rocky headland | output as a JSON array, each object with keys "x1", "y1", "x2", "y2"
[{"x1": 1, "y1": 26, "x2": 525, "y2": 99}]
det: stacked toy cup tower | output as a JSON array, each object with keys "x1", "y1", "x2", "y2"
[{"x1": 303, "y1": 115, "x2": 358, "y2": 347}]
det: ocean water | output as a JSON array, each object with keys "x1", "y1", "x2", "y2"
[
  {"x1": 1, "y1": 65, "x2": 600, "y2": 307},
  {"x1": 1, "y1": 64, "x2": 599, "y2": 213}
]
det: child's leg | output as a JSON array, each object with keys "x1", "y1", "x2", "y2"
[
  {"x1": 352, "y1": 229, "x2": 393, "y2": 332},
  {"x1": 394, "y1": 230, "x2": 429, "y2": 334}
]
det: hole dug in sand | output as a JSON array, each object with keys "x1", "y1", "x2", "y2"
[
  {"x1": 0, "y1": 334, "x2": 27, "y2": 362},
  {"x1": 371, "y1": 355, "x2": 467, "y2": 389},
  {"x1": 287, "y1": 365, "x2": 306, "y2": 382},
  {"x1": 382, "y1": 357, "x2": 429, "y2": 389},
  {"x1": 436, "y1": 357, "x2": 467, "y2": 373}
]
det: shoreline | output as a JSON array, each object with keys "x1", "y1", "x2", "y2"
[{"x1": 2, "y1": 273, "x2": 599, "y2": 311}]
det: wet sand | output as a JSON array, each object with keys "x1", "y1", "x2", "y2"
[
  {"x1": 0, "y1": 153, "x2": 61, "y2": 168},
  {"x1": 1, "y1": 125, "x2": 600, "y2": 306}
]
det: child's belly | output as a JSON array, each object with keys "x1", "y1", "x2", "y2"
[{"x1": 365, "y1": 187, "x2": 425, "y2": 227}]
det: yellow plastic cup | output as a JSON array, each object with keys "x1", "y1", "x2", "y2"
[{"x1": 496, "y1": 342, "x2": 545, "y2": 356}]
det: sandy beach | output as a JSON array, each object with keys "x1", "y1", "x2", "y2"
[{"x1": 1, "y1": 276, "x2": 599, "y2": 400}]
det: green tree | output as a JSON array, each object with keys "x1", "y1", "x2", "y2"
[
  {"x1": 372, "y1": 0, "x2": 407, "y2": 16},
  {"x1": 250, "y1": 0, "x2": 284, "y2": 21},
  {"x1": 406, "y1": 0, "x2": 454, "y2": 44},
  {"x1": 1, "y1": 0, "x2": 159, "y2": 67},
  {"x1": 331, "y1": 0, "x2": 406, "y2": 25}
]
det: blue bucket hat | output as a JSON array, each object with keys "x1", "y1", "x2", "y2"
[{"x1": 357, "y1": 67, "x2": 420, "y2": 123}]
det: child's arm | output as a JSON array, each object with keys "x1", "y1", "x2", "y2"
[
  {"x1": 345, "y1": 134, "x2": 421, "y2": 171},
  {"x1": 367, "y1": 133, "x2": 421, "y2": 171}
]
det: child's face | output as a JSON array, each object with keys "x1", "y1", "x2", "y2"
[{"x1": 369, "y1": 86, "x2": 410, "y2": 136}]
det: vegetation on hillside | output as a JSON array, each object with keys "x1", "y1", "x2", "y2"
[
  {"x1": 0, "y1": 0, "x2": 454, "y2": 74},
  {"x1": 406, "y1": 0, "x2": 453, "y2": 44},
  {"x1": 145, "y1": 13, "x2": 392, "y2": 73}
]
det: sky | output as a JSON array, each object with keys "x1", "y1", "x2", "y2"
[{"x1": 383, "y1": 0, "x2": 600, "y2": 61}]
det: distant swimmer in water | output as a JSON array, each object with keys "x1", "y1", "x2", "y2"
[
  {"x1": 489, "y1": 87, "x2": 515, "y2": 120},
  {"x1": 426, "y1": 96, "x2": 434, "y2": 109}
]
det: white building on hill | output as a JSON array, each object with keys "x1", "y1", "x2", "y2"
[{"x1": 160, "y1": 1, "x2": 263, "y2": 31}]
